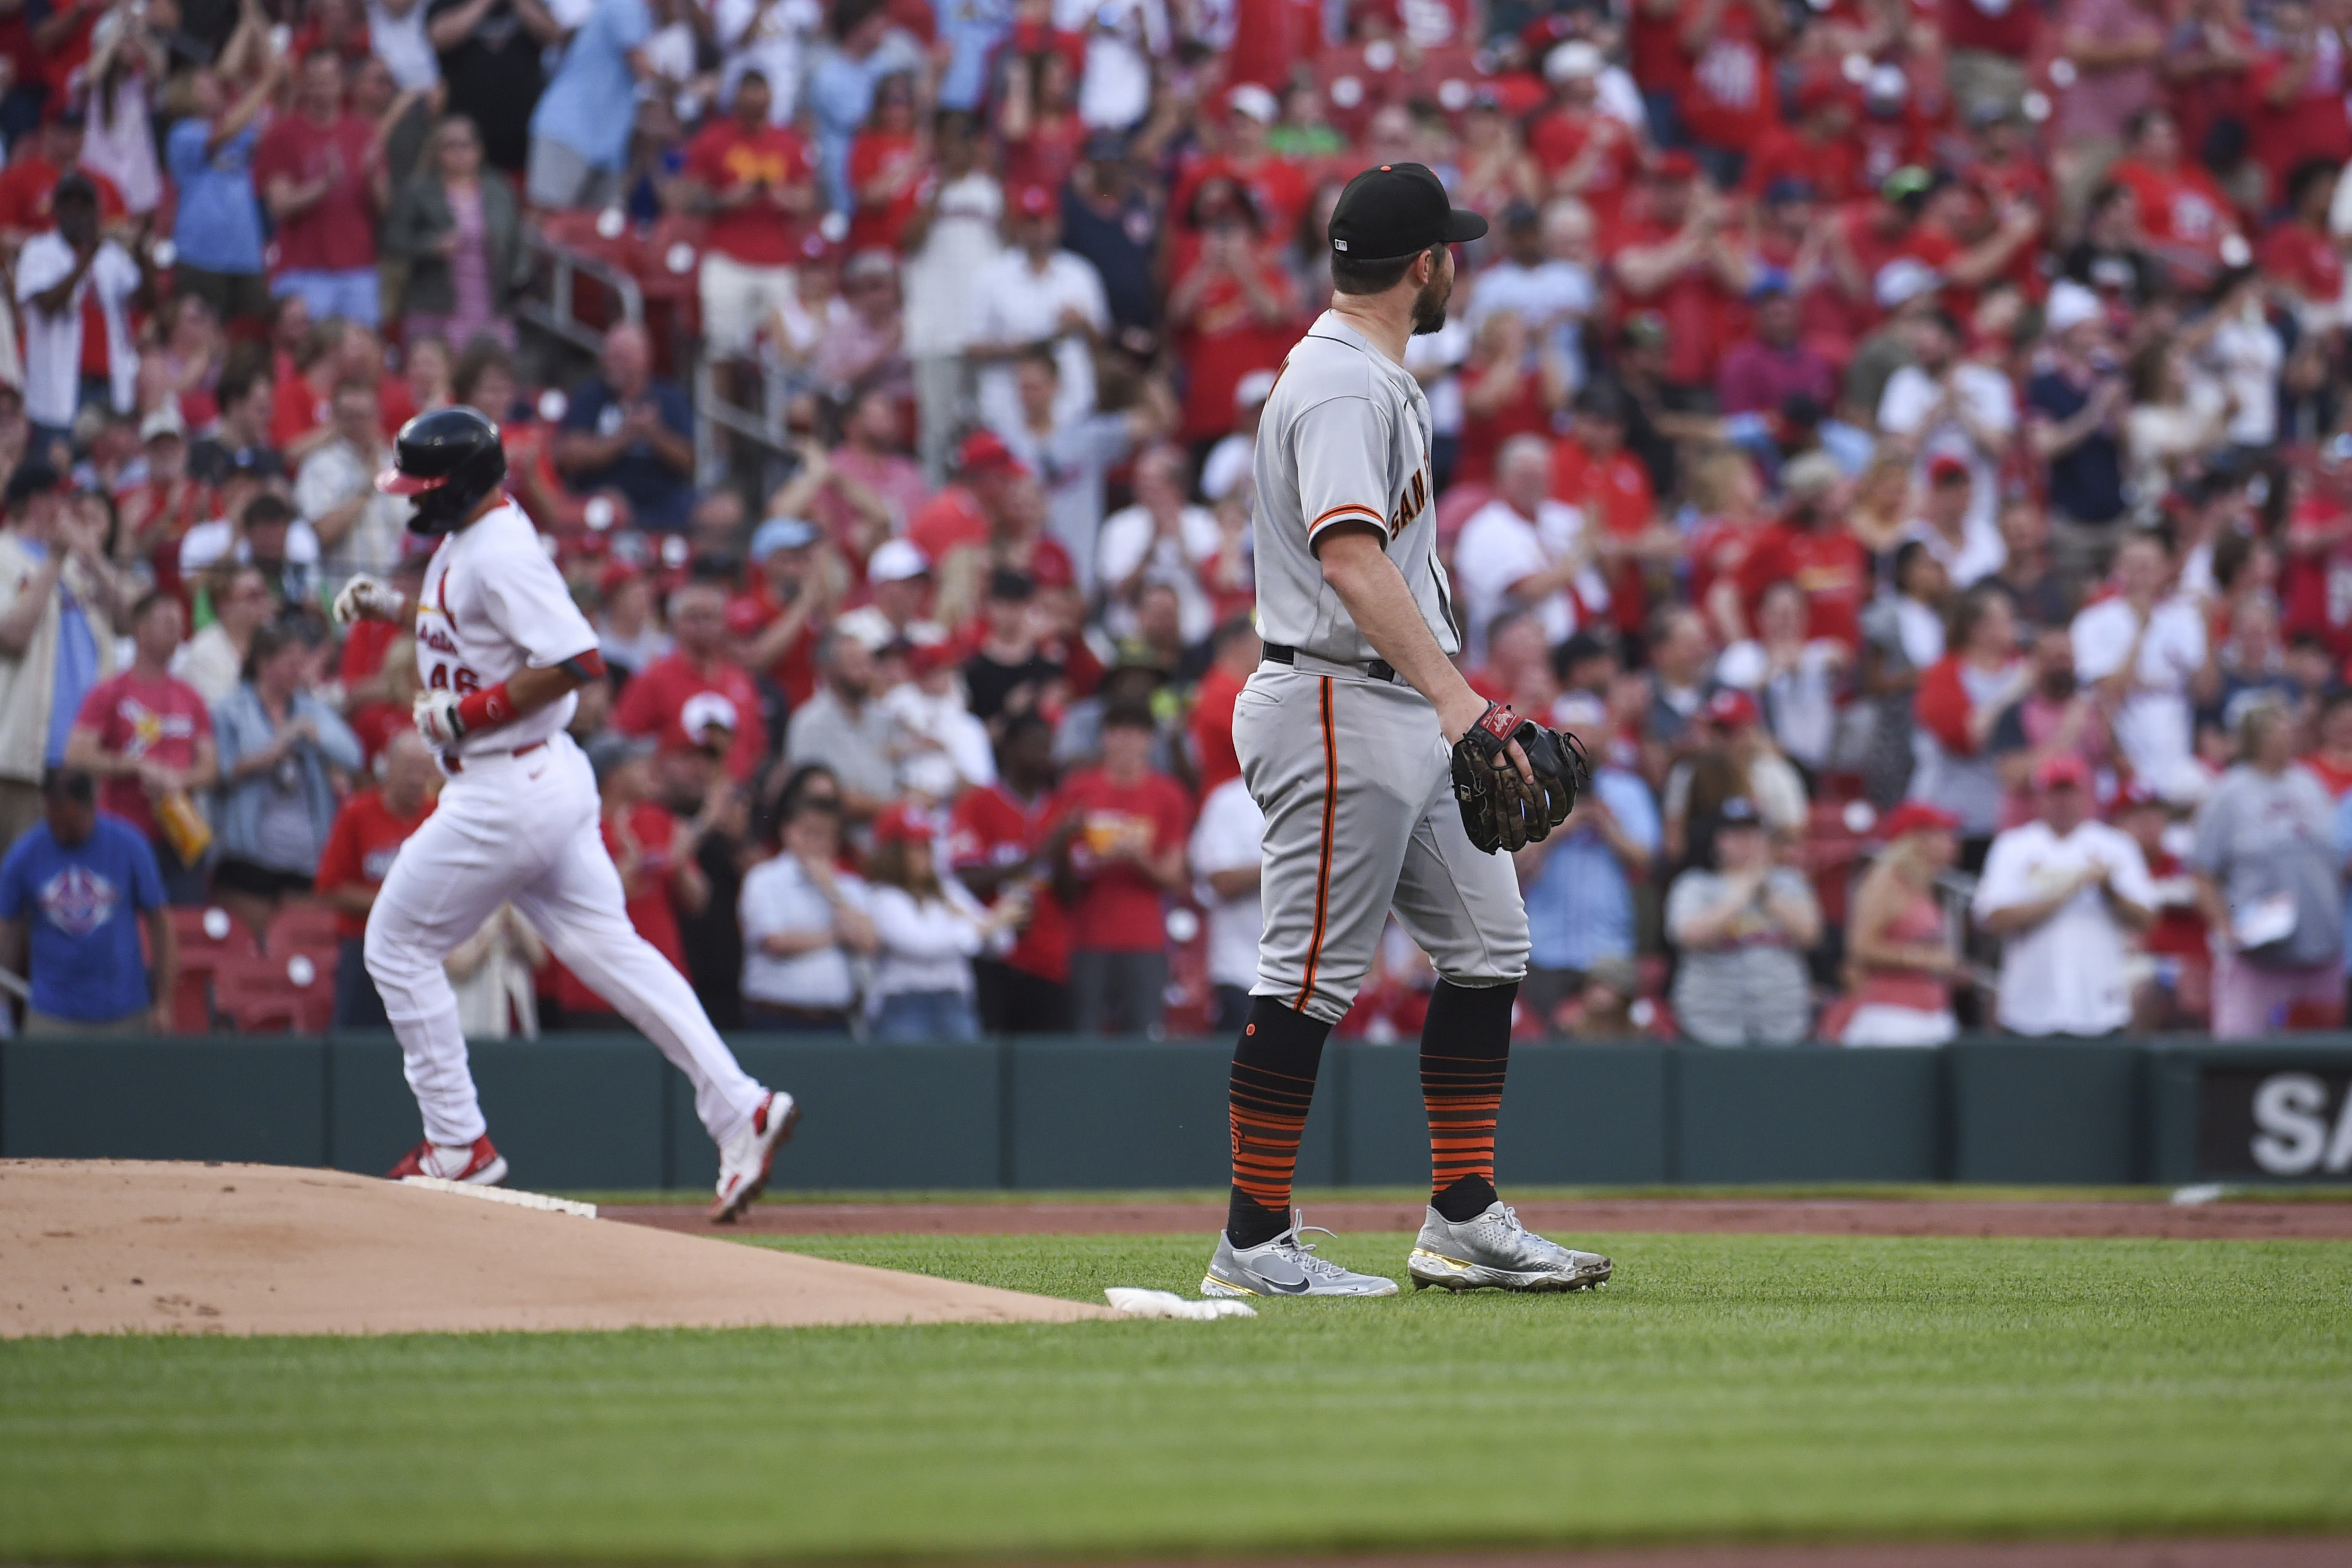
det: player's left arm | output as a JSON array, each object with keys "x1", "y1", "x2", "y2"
[{"x1": 417, "y1": 650, "x2": 607, "y2": 745}]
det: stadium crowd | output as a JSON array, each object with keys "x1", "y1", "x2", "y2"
[{"x1": 9, "y1": 0, "x2": 2352, "y2": 1045}]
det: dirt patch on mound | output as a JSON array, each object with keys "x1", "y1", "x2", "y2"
[
  {"x1": 0, "y1": 1161, "x2": 1111, "y2": 1338},
  {"x1": 610, "y1": 1196, "x2": 2352, "y2": 1242}
]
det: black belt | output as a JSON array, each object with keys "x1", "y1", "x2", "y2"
[{"x1": 1262, "y1": 642, "x2": 1401, "y2": 685}]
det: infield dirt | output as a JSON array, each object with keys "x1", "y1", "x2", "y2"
[{"x1": 0, "y1": 1159, "x2": 1112, "y2": 1337}]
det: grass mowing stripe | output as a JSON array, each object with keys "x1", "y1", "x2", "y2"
[{"x1": 0, "y1": 1233, "x2": 2346, "y2": 1561}]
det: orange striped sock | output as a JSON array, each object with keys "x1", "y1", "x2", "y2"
[
  {"x1": 1226, "y1": 998, "x2": 1330, "y2": 1248},
  {"x1": 1421, "y1": 980, "x2": 1516, "y2": 1220}
]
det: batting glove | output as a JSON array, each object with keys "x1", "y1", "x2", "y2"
[
  {"x1": 413, "y1": 689, "x2": 466, "y2": 748},
  {"x1": 332, "y1": 574, "x2": 406, "y2": 626}
]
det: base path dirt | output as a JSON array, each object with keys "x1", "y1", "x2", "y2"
[
  {"x1": 0, "y1": 1161, "x2": 1112, "y2": 1338},
  {"x1": 610, "y1": 1196, "x2": 2352, "y2": 1242}
]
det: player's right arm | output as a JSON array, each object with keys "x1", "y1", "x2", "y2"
[
  {"x1": 1293, "y1": 393, "x2": 1506, "y2": 751},
  {"x1": 1318, "y1": 527, "x2": 1491, "y2": 745},
  {"x1": 332, "y1": 575, "x2": 409, "y2": 625}
]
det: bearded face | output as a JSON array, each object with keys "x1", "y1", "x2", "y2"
[{"x1": 1410, "y1": 247, "x2": 1454, "y2": 335}]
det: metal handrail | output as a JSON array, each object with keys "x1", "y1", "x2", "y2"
[
  {"x1": 514, "y1": 225, "x2": 645, "y2": 359},
  {"x1": 692, "y1": 358, "x2": 801, "y2": 487},
  {"x1": 516, "y1": 221, "x2": 791, "y2": 492}
]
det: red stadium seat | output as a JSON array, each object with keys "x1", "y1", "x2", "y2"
[
  {"x1": 1815, "y1": 993, "x2": 1859, "y2": 1045},
  {"x1": 1162, "y1": 903, "x2": 1210, "y2": 1035},
  {"x1": 1312, "y1": 46, "x2": 1410, "y2": 136},
  {"x1": 1801, "y1": 799, "x2": 1878, "y2": 927},
  {"x1": 168, "y1": 904, "x2": 258, "y2": 962},
  {"x1": 1401, "y1": 44, "x2": 1486, "y2": 109},
  {"x1": 155, "y1": 906, "x2": 260, "y2": 1030},
  {"x1": 213, "y1": 951, "x2": 336, "y2": 1034},
  {"x1": 528, "y1": 209, "x2": 646, "y2": 336},
  {"x1": 265, "y1": 902, "x2": 343, "y2": 957},
  {"x1": 2285, "y1": 998, "x2": 2345, "y2": 1031},
  {"x1": 633, "y1": 214, "x2": 710, "y2": 374}
]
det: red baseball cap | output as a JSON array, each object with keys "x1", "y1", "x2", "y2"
[
  {"x1": 724, "y1": 596, "x2": 770, "y2": 639},
  {"x1": 1705, "y1": 687, "x2": 1760, "y2": 728},
  {"x1": 1795, "y1": 74, "x2": 1855, "y2": 116},
  {"x1": 1927, "y1": 453, "x2": 1972, "y2": 487},
  {"x1": 1025, "y1": 546, "x2": 1074, "y2": 589},
  {"x1": 595, "y1": 561, "x2": 640, "y2": 599},
  {"x1": 1879, "y1": 801, "x2": 1961, "y2": 839},
  {"x1": 1654, "y1": 151, "x2": 1700, "y2": 183},
  {"x1": 1015, "y1": 183, "x2": 1056, "y2": 217},
  {"x1": 870, "y1": 802, "x2": 932, "y2": 846},
  {"x1": 2034, "y1": 753, "x2": 2093, "y2": 791},
  {"x1": 957, "y1": 429, "x2": 1030, "y2": 478}
]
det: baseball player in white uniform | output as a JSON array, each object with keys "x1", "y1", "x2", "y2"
[
  {"x1": 1201, "y1": 164, "x2": 1612, "y2": 1298},
  {"x1": 334, "y1": 407, "x2": 797, "y2": 1222}
]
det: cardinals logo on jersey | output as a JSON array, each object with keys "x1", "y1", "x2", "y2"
[{"x1": 114, "y1": 698, "x2": 194, "y2": 761}]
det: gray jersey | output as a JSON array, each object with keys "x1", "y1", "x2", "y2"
[{"x1": 1251, "y1": 311, "x2": 1458, "y2": 665}]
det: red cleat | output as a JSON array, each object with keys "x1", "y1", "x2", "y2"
[
  {"x1": 710, "y1": 1091, "x2": 799, "y2": 1223},
  {"x1": 386, "y1": 1134, "x2": 510, "y2": 1186}
]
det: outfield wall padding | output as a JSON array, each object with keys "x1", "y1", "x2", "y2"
[{"x1": 7, "y1": 1034, "x2": 2352, "y2": 1188}]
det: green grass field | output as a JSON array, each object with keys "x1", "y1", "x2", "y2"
[
  {"x1": 4, "y1": 1230, "x2": 2350, "y2": 1562},
  {"x1": 565, "y1": 1182, "x2": 2352, "y2": 1205}
]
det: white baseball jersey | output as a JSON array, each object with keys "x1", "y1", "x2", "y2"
[
  {"x1": 1251, "y1": 310, "x2": 1458, "y2": 665},
  {"x1": 369, "y1": 494, "x2": 770, "y2": 1162},
  {"x1": 412, "y1": 499, "x2": 599, "y2": 759}
]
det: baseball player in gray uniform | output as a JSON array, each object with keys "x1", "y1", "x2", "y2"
[{"x1": 1202, "y1": 164, "x2": 1613, "y2": 1299}]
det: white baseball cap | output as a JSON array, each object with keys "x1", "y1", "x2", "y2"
[
  {"x1": 867, "y1": 537, "x2": 930, "y2": 584},
  {"x1": 1545, "y1": 42, "x2": 1604, "y2": 83},
  {"x1": 2044, "y1": 278, "x2": 2103, "y2": 336},
  {"x1": 679, "y1": 690, "x2": 739, "y2": 745},
  {"x1": 1235, "y1": 370, "x2": 1278, "y2": 408},
  {"x1": 1873, "y1": 257, "x2": 1940, "y2": 310},
  {"x1": 1225, "y1": 83, "x2": 1278, "y2": 124},
  {"x1": 1554, "y1": 691, "x2": 1607, "y2": 732}
]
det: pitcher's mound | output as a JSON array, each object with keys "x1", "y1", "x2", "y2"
[{"x1": 0, "y1": 1160, "x2": 1113, "y2": 1338}]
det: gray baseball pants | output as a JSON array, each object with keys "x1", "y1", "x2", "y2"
[{"x1": 1235, "y1": 657, "x2": 1529, "y2": 1025}]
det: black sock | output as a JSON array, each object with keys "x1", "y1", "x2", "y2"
[
  {"x1": 1225, "y1": 996, "x2": 1331, "y2": 1249},
  {"x1": 1422, "y1": 979, "x2": 1516, "y2": 1222}
]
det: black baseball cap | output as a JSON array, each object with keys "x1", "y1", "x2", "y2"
[
  {"x1": 41, "y1": 766, "x2": 94, "y2": 802},
  {"x1": 5, "y1": 457, "x2": 63, "y2": 505},
  {"x1": 1328, "y1": 163, "x2": 1487, "y2": 263}
]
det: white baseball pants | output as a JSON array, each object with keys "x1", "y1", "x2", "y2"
[{"x1": 364, "y1": 732, "x2": 766, "y2": 1149}]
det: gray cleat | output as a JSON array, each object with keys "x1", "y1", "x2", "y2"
[
  {"x1": 1202, "y1": 1213, "x2": 1401, "y2": 1298},
  {"x1": 1407, "y1": 1201, "x2": 1612, "y2": 1292}
]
